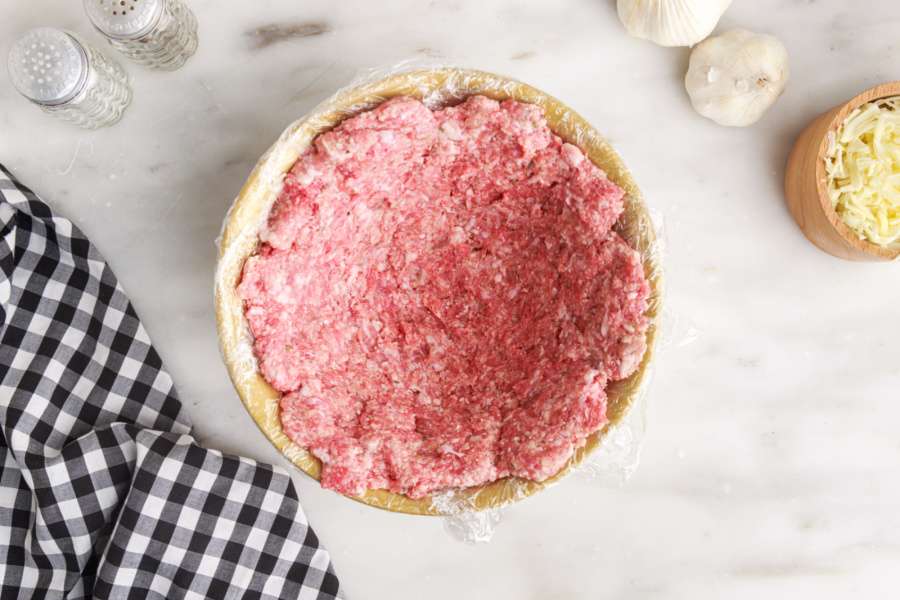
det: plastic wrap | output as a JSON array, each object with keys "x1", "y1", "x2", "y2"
[{"x1": 214, "y1": 65, "x2": 665, "y2": 529}]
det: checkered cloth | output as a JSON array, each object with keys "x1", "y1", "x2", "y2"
[{"x1": 0, "y1": 164, "x2": 342, "y2": 599}]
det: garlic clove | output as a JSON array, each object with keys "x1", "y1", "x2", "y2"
[
  {"x1": 684, "y1": 28, "x2": 790, "y2": 127},
  {"x1": 617, "y1": 0, "x2": 733, "y2": 47}
]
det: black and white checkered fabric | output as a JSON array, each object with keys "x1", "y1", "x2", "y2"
[{"x1": 0, "y1": 165, "x2": 342, "y2": 600}]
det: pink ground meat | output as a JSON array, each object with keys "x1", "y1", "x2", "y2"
[{"x1": 238, "y1": 95, "x2": 650, "y2": 498}]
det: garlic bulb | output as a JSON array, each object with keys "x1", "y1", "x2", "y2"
[
  {"x1": 617, "y1": 0, "x2": 732, "y2": 47},
  {"x1": 685, "y1": 29, "x2": 790, "y2": 127}
]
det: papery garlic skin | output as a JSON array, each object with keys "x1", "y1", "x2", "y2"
[
  {"x1": 617, "y1": 0, "x2": 732, "y2": 47},
  {"x1": 685, "y1": 29, "x2": 790, "y2": 127}
]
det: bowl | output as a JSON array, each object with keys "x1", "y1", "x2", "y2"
[
  {"x1": 215, "y1": 68, "x2": 663, "y2": 515},
  {"x1": 784, "y1": 81, "x2": 900, "y2": 261}
]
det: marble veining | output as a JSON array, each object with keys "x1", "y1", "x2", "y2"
[
  {"x1": 2, "y1": 2, "x2": 900, "y2": 599},
  {"x1": 246, "y1": 21, "x2": 331, "y2": 50}
]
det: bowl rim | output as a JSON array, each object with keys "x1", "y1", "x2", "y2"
[
  {"x1": 214, "y1": 67, "x2": 663, "y2": 515},
  {"x1": 813, "y1": 81, "x2": 900, "y2": 260}
]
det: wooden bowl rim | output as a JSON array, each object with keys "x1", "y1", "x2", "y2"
[{"x1": 813, "y1": 81, "x2": 900, "y2": 260}]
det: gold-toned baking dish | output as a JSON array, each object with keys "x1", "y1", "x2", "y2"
[{"x1": 215, "y1": 68, "x2": 663, "y2": 515}]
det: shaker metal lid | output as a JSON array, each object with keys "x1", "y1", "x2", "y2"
[
  {"x1": 7, "y1": 28, "x2": 89, "y2": 106},
  {"x1": 83, "y1": 0, "x2": 163, "y2": 40}
]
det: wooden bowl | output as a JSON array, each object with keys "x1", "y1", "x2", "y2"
[
  {"x1": 784, "y1": 82, "x2": 900, "y2": 261},
  {"x1": 215, "y1": 68, "x2": 663, "y2": 515}
]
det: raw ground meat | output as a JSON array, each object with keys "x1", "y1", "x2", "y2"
[{"x1": 238, "y1": 95, "x2": 651, "y2": 499}]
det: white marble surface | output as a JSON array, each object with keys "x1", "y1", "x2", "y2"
[{"x1": 3, "y1": 1, "x2": 900, "y2": 598}]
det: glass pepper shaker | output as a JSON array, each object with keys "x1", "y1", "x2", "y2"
[
  {"x1": 83, "y1": 0, "x2": 198, "y2": 70},
  {"x1": 7, "y1": 28, "x2": 132, "y2": 129}
]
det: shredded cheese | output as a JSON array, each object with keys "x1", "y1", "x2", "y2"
[{"x1": 824, "y1": 96, "x2": 900, "y2": 247}]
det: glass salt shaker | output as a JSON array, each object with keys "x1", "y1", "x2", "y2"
[
  {"x1": 83, "y1": 0, "x2": 198, "y2": 70},
  {"x1": 7, "y1": 28, "x2": 132, "y2": 129}
]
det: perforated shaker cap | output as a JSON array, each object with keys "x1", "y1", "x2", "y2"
[
  {"x1": 83, "y1": 0, "x2": 164, "y2": 40},
  {"x1": 7, "y1": 28, "x2": 89, "y2": 106}
]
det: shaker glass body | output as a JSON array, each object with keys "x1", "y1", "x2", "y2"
[
  {"x1": 7, "y1": 28, "x2": 131, "y2": 129},
  {"x1": 84, "y1": 0, "x2": 198, "y2": 70}
]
